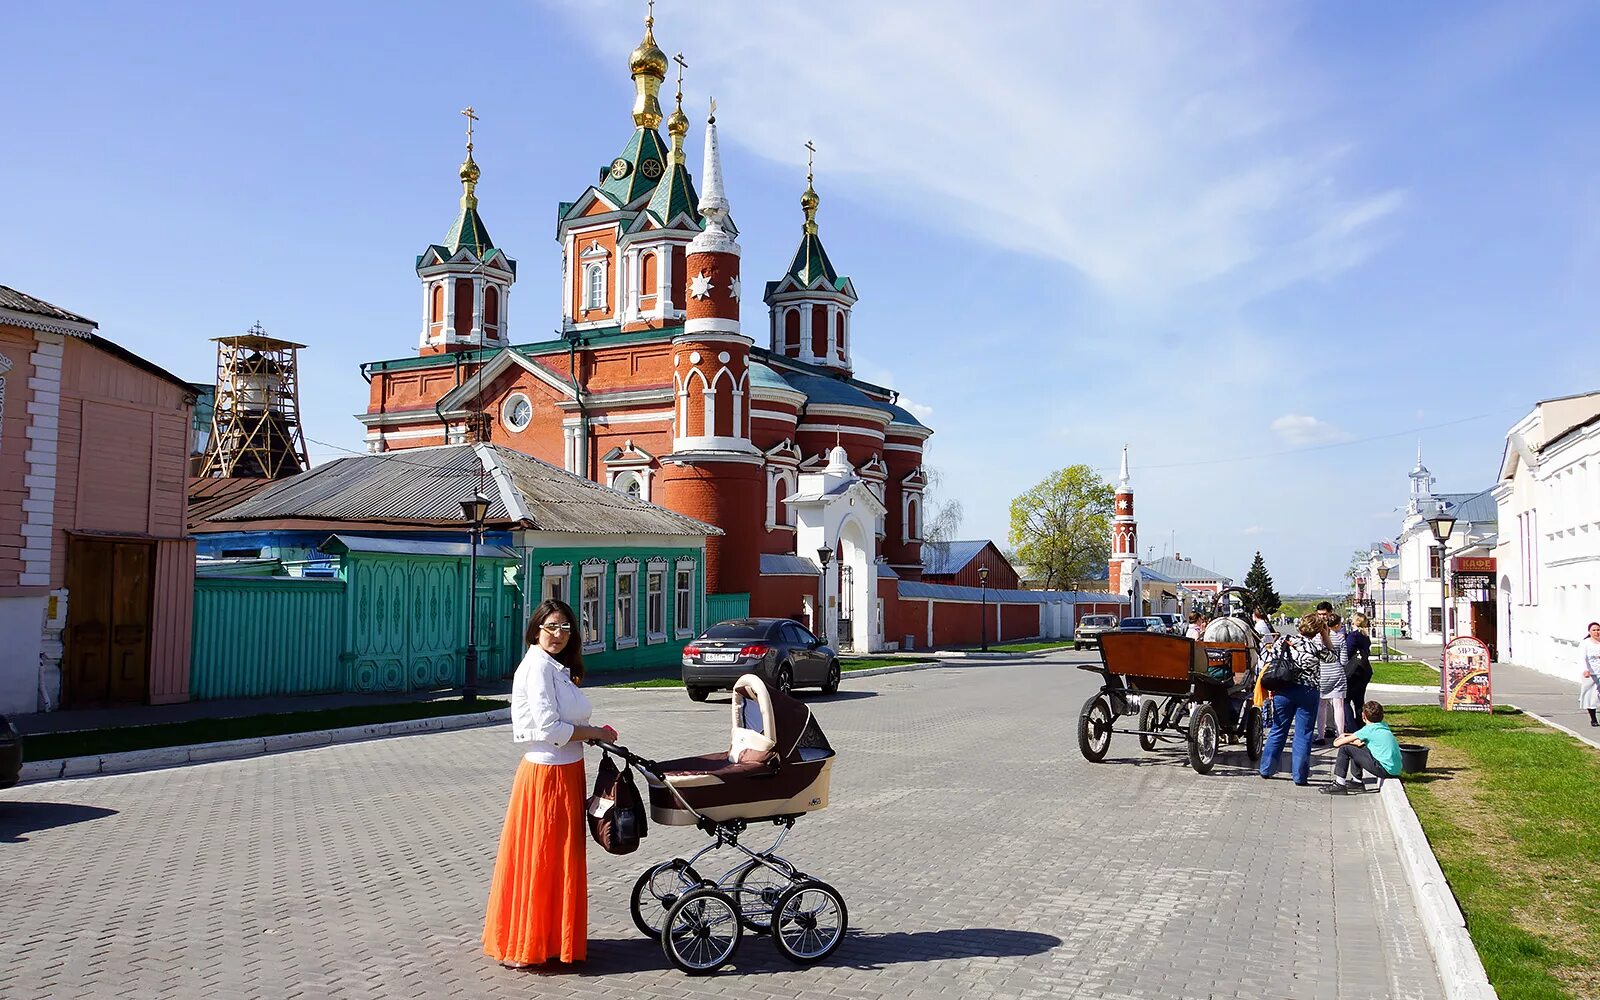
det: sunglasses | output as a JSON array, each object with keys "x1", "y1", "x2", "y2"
[{"x1": 540, "y1": 623, "x2": 574, "y2": 634}]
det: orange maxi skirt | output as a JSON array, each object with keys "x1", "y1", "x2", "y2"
[{"x1": 483, "y1": 758, "x2": 588, "y2": 964}]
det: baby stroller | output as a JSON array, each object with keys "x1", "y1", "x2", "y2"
[{"x1": 596, "y1": 673, "x2": 846, "y2": 975}]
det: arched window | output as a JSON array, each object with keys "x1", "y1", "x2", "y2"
[
  {"x1": 612, "y1": 471, "x2": 643, "y2": 500},
  {"x1": 811, "y1": 304, "x2": 829, "y2": 359},
  {"x1": 905, "y1": 495, "x2": 921, "y2": 541},
  {"x1": 483, "y1": 284, "x2": 500, "y2": 337},
  {"x1": 640, "y1": 251, "x2": 658, "y2": 303},
  {"x1": 836, "y1": 310, "x2": 847, "y2": 360},
  {"x1": 454, "y1": 277, "x2": 474, "y2": 335},
  {"x1": 430, "y1": 283, "x2": 445, "y2": 334},
  {"x1": 584, "y1": 263, "x2": 606, "y2": 311},
  {"x1": 784, "y1": 309, "x2": 801, "y2": 351}
]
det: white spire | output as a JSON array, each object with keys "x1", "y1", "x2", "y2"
[
  {"x1": 1119, "y1": 444, "x2": 1130, "y2": 489},
  {"x1": 697, "y1": 97, "x2": 728, "y2": 228}
]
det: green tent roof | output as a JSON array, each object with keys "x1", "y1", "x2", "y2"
[
  {"x1": 599, "y1": 128, "x2": 670, "y2": 206},
  {"x1": 787, "y1": 231, "x2": 840, "y2": 288},
  {"x1": 644, "y1": 157, "x2": 700, "y2": 228},
  {"x1": 443, "y1": 203, "x2": 494, "y2": 257}
]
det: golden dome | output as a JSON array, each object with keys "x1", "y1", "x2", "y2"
[
  {"x1": 800, "y1": 182, "x2": 820, "y2": 213},
  {"x1": 629, "y1": 20, "x2": 668, "y2": 80},
  {"x1": 459, "y1": 152, "x2": 481, "y2": 208},
  {"x1": 666, "y1": 106, "x2": 689, "y2": 138}
]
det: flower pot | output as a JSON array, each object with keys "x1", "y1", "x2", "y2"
[{"x1": 1398, "y1": 743, "x2": 1430, "y2": 773}]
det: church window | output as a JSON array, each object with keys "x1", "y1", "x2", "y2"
[
  {"x1": 502, "y1": 393, "x2": 532, "y2": 433},
  {"x1": 640, "y1": 251, "x2": 658, "y2": 302},
  {"x1": 611, "y1": 470, "x2": 643, "y2": 500},
  {"x1": 483, "y1": 284, "x2": 500, "y2": 337},
  {"x1": 584, "y1": 262, "x2": 607, "y2": 311},
  {"x1": 784, "y1": 309, "x2": 801, "y2": 352},
  {"x1": 836, "y1": 311, "x2": 846, "y2": 360},
  {"x1": 430, "y1": 283, "x2": 445, "y2": 333},
  {"x1": 670, "y1": 245, "x2": 687, "y2": 310},
  {"x1": 454, "y1": 277, "x2": 474, "y2": 335},
  {"x1": 811, "y1": 304, "x2": 828, "y2": 359},
  {"x1": 905, "y1": 495, "x2": 921, "y2": 542}
]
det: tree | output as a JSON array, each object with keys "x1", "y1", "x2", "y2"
[
  {"x1": 1242, "y1": 551, "x2": 1281, "y2": 615},
  {"x1": 919, "y1": 465, "x2": 964, "y2": 565},
  {"x1": 1008, "y1": 465, "x2": 1114, "y2": 590}
]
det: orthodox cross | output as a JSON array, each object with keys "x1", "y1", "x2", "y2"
[
  {"x1": 673, "y1": 52, "x2": 687, "y2": 106},
  {"x1": 646, "y1": 0, "x2": 655, "y2": 26},
  {"x1": 461, "y1": 106, "x2": 478, "y2": 152},
  {"x1": 805, "y1": 139, "x2": 816, "y2": 184}
]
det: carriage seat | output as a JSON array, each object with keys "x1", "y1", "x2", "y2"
[{"x1": 655, "y1": 751, "x2": 774, "y2": 787}]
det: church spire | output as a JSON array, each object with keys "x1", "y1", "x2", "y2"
[
  {"x1": 443, "y1": 106, "x2": 493, "y2": 256},
  {"x1": 1119, "y1": 444, "x2": 1130, "y2": 489},
  {"x1": 697, "y1": 98, "x2": 729, "y2": 230},
  {"x1": 628, "y1": 1, "x2": 668, "y2": 129},
  {"x1": 785, "y1": 141, "x2": 838, "y2": 287}
]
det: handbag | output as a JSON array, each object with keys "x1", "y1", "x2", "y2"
[
  {"x1": 587, "y1": 751, "x2": 648, "y2": 855},
  {"x1": 1260, "y1": 637, "x2": 1299, "y2": 692}
]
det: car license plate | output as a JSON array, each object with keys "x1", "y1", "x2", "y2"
[{"x1": 703, "y1": 652, "x2": 735, "y2": 663}]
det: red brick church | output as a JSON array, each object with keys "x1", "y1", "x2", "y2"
[{"x1": 357, "y1": 10, "x2": 1111, "y2": 650}]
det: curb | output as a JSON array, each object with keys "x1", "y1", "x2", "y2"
[
  {"x1": 1378, "y1": 779, "x2": 1498, "y2": 1000},
  {"x1": 1504, "y1": 702, "x2": 1600, "y2": 751},
  {"x1": 19, "y1": 708, "x2": 512, "y2": 786},
  {"x1": 1369, "y1": 682, "x2": 1437, "y2": 693}
]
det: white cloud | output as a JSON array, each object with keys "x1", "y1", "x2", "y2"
[
  {"x1": 552, "y1": 0, "x2": 1403, "y2": 306},
  {"x1": 1241, "y1": 525, "x2": 1266, "y2": 536},
  {"x1": 1270, "y1": 414, "x2": 1353, "y2": 447}
]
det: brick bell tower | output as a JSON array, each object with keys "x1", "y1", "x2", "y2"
[
  {"x1": 1108, "y1": 445, "x2": 1138, "y2": 597},
  {"x1": 656, "y1": 100, "x2": 763, "y2": 595}
]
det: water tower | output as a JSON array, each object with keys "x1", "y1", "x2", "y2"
[{"x1": 198, "y1": 323, "x2": 311, "y2": 479}]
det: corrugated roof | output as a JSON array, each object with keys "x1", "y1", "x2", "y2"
[
  {"x1": 0, "y1": 285, "x2": 96, "y2": 327},
  {"x1": 320, "y1": 534, "x2": 518, "y2": 560},
  {"x1": 1140, "y1": 556, "x2": 1229, "y2": 583},
  {"x1": 188, "y1": 476, "x2": 282, "y2": 530},
  {"x1": 1438, "y1": 489, "x2": 1498, "y2": 525},
  {"x1": 209, "y1": 443, "x2": 719, "y2": 537},
  {"x1": 922, "y1": 540, "x2": 991, "y2": 576},
  {"x1": 760, "y1": 553, "x2": 819, "y2": 576}
]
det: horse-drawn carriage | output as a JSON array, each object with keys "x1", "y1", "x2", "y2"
[{"x1": 1076, "y1": 614, "x2": 1266, "y2": 773}]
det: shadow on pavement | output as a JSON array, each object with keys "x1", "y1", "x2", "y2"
[
  {"x1": 0, "y1": 801, "x2": 119, "y2": 843},
  {"x1": 576, "y1": 926, "x2": 1062, "y2": 977}
]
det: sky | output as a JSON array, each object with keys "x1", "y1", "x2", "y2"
[{"x1": 4, "y1": 1, "x2": 1598, "y2": 592}]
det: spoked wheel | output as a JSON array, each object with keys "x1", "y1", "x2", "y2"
[
  {"x1": 1138, "y1": 699, "x2": 1161, "y2": 752},
  {"x1": 1077, "y1": 694, "x2": 1114, "y2": 763},
  {"x1": 770, "y1": 879, "x2": 848, "y2": 965},
  {"x1": 630, "y1": 859, "x2": 702, "y2": 940},
  {"x1": 775, "y1": 665, "x2": 794, "y2": 695},
  {"x1": 731, "y1": 858, "x2": 796, "y2": 932},
  {"x1": 1188, "y1": 703, "x2": 1220, "y2": 774},
  {"x1": 820, "y1": 660, "x2": 841, "y2": 696},
  {"x1": 662, "y1": 887, "x2": 742, "y2": 975},
  {"x1": 1245, "y1": 705, "x2": 1264, "y2": 762}
]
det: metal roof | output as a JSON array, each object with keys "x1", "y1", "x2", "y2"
[
  {"x1": 320, "y1": 534, "x2": 518, "y2": 560},
  {"x1": 1140, "y1": 556, "x2": 1230, "y2": 584},
  {"x1": 209, "y1": 443, "x2": 718, "y2": 537},
  {"x1": 0, "y1": 285, "x2": 96, "y2": 327},
  {"x1": 760, "y1": 553, "x2": 820, "y2": 576},
  {"x1": 1437, "y1": 489, "x2": 1498, "y2": 525},
  {"x1": 921, "y1": 540, "x2": 991, "y2": 576}
]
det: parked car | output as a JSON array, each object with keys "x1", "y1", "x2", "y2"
[
  {"x1": 682, "y1": 618, "x2": 839, "y2": 702},
  {"x1": 0, "y1": 715, "x2": 22, "y2": 789},
  {"x1": 1118, "y1": 617, "x2": 1169, "y2": 632},
  {"x1": 1152, "y1": 613, "x2": 1184, "y2": 635},
  {"x1": 1074, "y1": 614, "x2": 1119, "y2": 650}
]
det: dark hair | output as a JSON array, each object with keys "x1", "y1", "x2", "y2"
[
  {"x1": 1315, "y1": 601, "x2": 1334, "y2": 612},
  {"x1": 526, "y1": 599, "x2": 585, "y2": 683},
  {"x1": 1587, "y1": 622, "x2": 1600, "y2": 636},
  {"x1": 1362, "y1": 701, "x2": 1384, "y2": 723}
]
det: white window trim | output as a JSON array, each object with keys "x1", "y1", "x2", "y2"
[
  {"x1": 580, "y1": 563, "x2": 607, "y2": 653},
  {"x1": 610, "y1": 469, "x2": 645, "y2": 501},
  {"x1": 502, "y1": 392, "x2": 533, "y2": 433},
  {"x1": 583, "y1": 261, "x2": 608, "y2": 311},
  {"x1": 674, "y1": 558, "x2": 697, "y2": 639},
  {"x1": 646, "y1": 562, "x2": 668, "y2": 643},
  {"x1": 540, "y1": 563, "x2": 571, "y2": 606},
  {"x1": 614, "y1": 559, "x2": 639, "y2": 649}
]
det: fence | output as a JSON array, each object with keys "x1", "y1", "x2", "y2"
[
  {"x1": 191, "y1": 577, "x2": 345, "y2": 699},
  {"x1": 706, "y1": 592, "x2": 751, "y2": 627}
]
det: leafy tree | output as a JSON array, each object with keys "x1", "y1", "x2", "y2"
[
  {"x1": 919, "y1": 465, "x2": 964, "y2": 565},
  {"x1": 1008, "y1": 465, "x2": 1114, "y2": 590},
  {"x1": 1242, "y1": 551, "x2": 1281, "y2": 615}
]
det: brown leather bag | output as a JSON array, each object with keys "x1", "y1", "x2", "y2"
[{"x1": 586, "y1": 751, "x2": 647, "y2": 855}]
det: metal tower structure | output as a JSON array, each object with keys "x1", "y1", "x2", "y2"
[{"x1": 198, "y1": 324, "x2": 311, "y2": 479}]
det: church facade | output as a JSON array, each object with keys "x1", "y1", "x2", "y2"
[{"x1": 356, "y1": 12, "x2": 930, "y2": 651}]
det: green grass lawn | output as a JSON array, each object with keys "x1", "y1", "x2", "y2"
[
  {"x1": 611, "y1": 676, "x2": 684, "y2": 688},
  {"x1": 24, "y1": 698, "x2": 510, "y2": 763},
  {"x1": 1370, "y1": 658, "x2": 1441, "y2": 686},
  {"x1": 1387, "y1": 705, "x2": 1600, "y2": 999},
  {"x1": 988, "y1": 640, "x2": 1077, "y2": 653}
]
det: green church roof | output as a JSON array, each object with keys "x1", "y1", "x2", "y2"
[
  {"x1": 787, "y1": 231, "x2": 840, "y2": 288},
  {"x1": 599, "y1": 128, "x2": 670, "y2": 206},
  {"x1": 644, "y1": 157, "x2": 700, "y2": 228},
  {"x1": 444, "y1": 204, "x2": 494, "y2": 257}
]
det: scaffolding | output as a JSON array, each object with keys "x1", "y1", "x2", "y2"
[{"x1": 198, "y1": 324, "x2": 311, "y2": 479}]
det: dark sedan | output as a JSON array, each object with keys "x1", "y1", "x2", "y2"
[
  {"x1": 682, "y1": 618, "x2": 839, "y2": 702},
  {"x1": 1119, "y1": 616, "x2": 1169, "y2": 632},
  {"x1": 1, "y1": 715, "x2": 22, "y2": 789}
]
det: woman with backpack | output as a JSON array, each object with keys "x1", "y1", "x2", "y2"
[
  {"x1": 1344, "y1": 613, "x2": 1374, "y2": 728},
  {"x1": 1259, "y1": 615, "x2": 1338, "y2": 785},
  {"x1": 484, "y1": 599, "x2": 621, "y2": 969}
]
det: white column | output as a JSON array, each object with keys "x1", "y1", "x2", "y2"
[
  {"x1": 702, "y1": 385, "x2": 715, "y2": 437},
  {"x1": 659, "y1": 247, "x2": 673, "y2": 318},
  {"x1": 471, "y1": 276, "x2": 485, "y2": 342},
  {"x1": 826, "y1": 304, "x2": 838, "y2": 362},
  {"x1": 420, "y1": 281, "x2": 432, "y2": 347},
  {"x1": 626, "y1": 249, "x2": 640, "y2": 321},
  {"x1": 499, "y1": 283, "x2": 511, "y2": 342},
  {"x1": 443, "y1": 278, "x2": 457, "y2": 344},
  {"x1": 799, "y1": 306, "x2": 814, "y2": 362},
  {"x1": 841, "y1": 309, "x2": 851, "y2": 365}
]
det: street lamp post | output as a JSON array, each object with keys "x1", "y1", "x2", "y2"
[
  {"x1": 816, "y1": 546, "x2": 832, "y2": 646},
  {"x1": 1427, "y1": 509, "x2": 1458, "y2": 681},
  {"x1": 979, "y1": 565, "x2": 991, "y2": 652},
  {"x1": 1375, "y1": 561, "x2": 1391, "y2": 661},
  {"x1": 459, "y1": 493, "x2": 491, "y2": 703}
]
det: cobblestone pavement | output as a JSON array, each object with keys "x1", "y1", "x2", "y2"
[{"x1": 1, "y1": 653, "x2": 1444, "y2": 999}]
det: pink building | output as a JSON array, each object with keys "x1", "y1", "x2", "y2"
[{"x1": 0, "y1": 286, "x2": 196, "y2": 714}]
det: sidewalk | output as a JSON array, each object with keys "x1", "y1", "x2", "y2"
[{"x1": 1390, "y1": 637, "x2": 1597, "y2": 746}]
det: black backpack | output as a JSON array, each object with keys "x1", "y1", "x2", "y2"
[{"x1": 587, "y1": 751, "x2": 648, "y2": 855}]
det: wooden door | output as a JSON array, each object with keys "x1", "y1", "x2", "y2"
[
  {"x1": 1471, "y1": 601, "x2": 1498, "y2": 661},
  {"x1": 64, "y1": 537, "x2": 152, "y2": 706}
]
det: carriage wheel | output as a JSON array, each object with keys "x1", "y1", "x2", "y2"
[
  {"x1": 770, "y1": 879, "x2": 848, "y2": 964},
  {"x1": 1188, "y1": 704, "x2": 1220, "y2": 774},
  {"x1": 1138, "y1": 699, "x2": 1161, "y2": 751},
  {"x1": 1245, "y1": 706, "x2": 1265, "y2": 762},
  {"x1": 731, "y1": 858, "x2": 797, "y2": 933},
  {"x1": 1078, "y1": 695, "x2": 1114, "y2": 762},
  {"x1": 630, "y1": 859, "x2": 702, "y2": 940},
  {"x1": 662, "y1": 887, "x2": 742, "y2": 975}
]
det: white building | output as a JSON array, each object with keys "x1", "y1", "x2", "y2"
[
  {"x1": 1390, "y1": 449, "x2": 1496, "y2": 648},
  {"x1": 1492, "y1": 391, "x2": 1600, "y2": 677}
]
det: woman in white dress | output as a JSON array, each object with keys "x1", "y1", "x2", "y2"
[{"x1": 1580, "y1": 621, "x2": 1600, "y2": 728}]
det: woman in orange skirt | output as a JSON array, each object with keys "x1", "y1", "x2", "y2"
[{"x1": 484, "y1": 599, "x2": 618, "y2": 968}]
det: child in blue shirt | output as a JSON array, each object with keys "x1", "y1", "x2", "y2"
[{"x1": 1321, "y1": 701, "x2": 1403, "y2": 794}]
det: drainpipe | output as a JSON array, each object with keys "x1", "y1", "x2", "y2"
[
  {"x1": 434, "y1": 352, "x2": 465, "y2": 444},
  {"x1": 566, "y1": 331, "x2": 591, "y2": 480}
]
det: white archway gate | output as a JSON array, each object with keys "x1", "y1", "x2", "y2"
[{"x1": 785, "y1": 446, "x2": 889, "y2": 653}]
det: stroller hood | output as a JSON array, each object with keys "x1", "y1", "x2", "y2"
[{"x1": 729, "y1": 674, "x2": 833, "y2": 765}]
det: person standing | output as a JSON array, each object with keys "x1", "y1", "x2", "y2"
[
  {"x1": 1345, "y1": 613, "x2": 1374, "y2": 728},
  {"x1": 1260, "y1": 616, "x2": 1335, "y2": 785},
  {"x1": 1185, "y1": 613, "x2": 1204, "y2": 640},
  {"x1": 1315, "y1": 613, "x2": 1350, "y2": 743},
  {"x1": 1581, "y1": 621, "x2": 1600, "y2": 728},
  {"x1": 484, "y1": 599, "x2": 620, "y2": 969},
  {"x1": 1252, "y1": 609, "x2": 1275, "y2": 640}
]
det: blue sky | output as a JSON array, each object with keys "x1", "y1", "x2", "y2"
[{"x1": 4, "y1": 1, "x2": 1597, "y2": 591}]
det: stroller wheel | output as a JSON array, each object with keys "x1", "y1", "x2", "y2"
[
  {"x1": 770, "y1": 879, "x2": 847, "y2": 964},
  {"x1": 630, "y1": 859, "x2": 703, "y2": 940},
  {"x1": 662, "y1": 887, "x2": 742, "y2": 975},
  {"x1": 731, "y1": 858, "x2": 798, "y2": 933}
]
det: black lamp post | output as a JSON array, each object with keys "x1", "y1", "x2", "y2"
[
  {"x1": 460, "y1": 492, "x2": 490, "y2": 702},
  {"x1": 1370, "y1": 548, "x2": 1390, "y2": 661},
  {"x1": 978, "y1": 565, "x2": 991, "y2": 652},
  {"x1": 1427, "y1": 508, "x2": 1457, "y2": 667},
  {"x1": 816, "y1": 546, "x2": 832, "y2": 646}
]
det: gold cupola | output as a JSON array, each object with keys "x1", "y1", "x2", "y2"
[{"x1": 629, "y1": 5, "x2": 668, "y2": 129}]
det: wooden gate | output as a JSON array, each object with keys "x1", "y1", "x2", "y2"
[{"x1": 63, "y1": 536, "x2": 153, "y2": 706}]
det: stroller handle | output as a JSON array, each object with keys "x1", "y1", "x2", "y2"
[{"x1": 588, "y1": 739, "x2": 661, "y2": 777}]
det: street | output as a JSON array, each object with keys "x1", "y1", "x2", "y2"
[{"x1": 1, "y1": 651, "x2": 1443, "y2": 999}]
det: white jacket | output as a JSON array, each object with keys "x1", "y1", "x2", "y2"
[{"x1": 510, "y1": 646, "x2": 592, "y2": 765}]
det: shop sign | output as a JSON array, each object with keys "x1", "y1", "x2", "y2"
[
  {"x1": 1451, "y1": 556, "x2": 1496, "y2": 574},
  {"x1": 1442, "y1": 636, "x2": 1492, "y2": 712}
]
